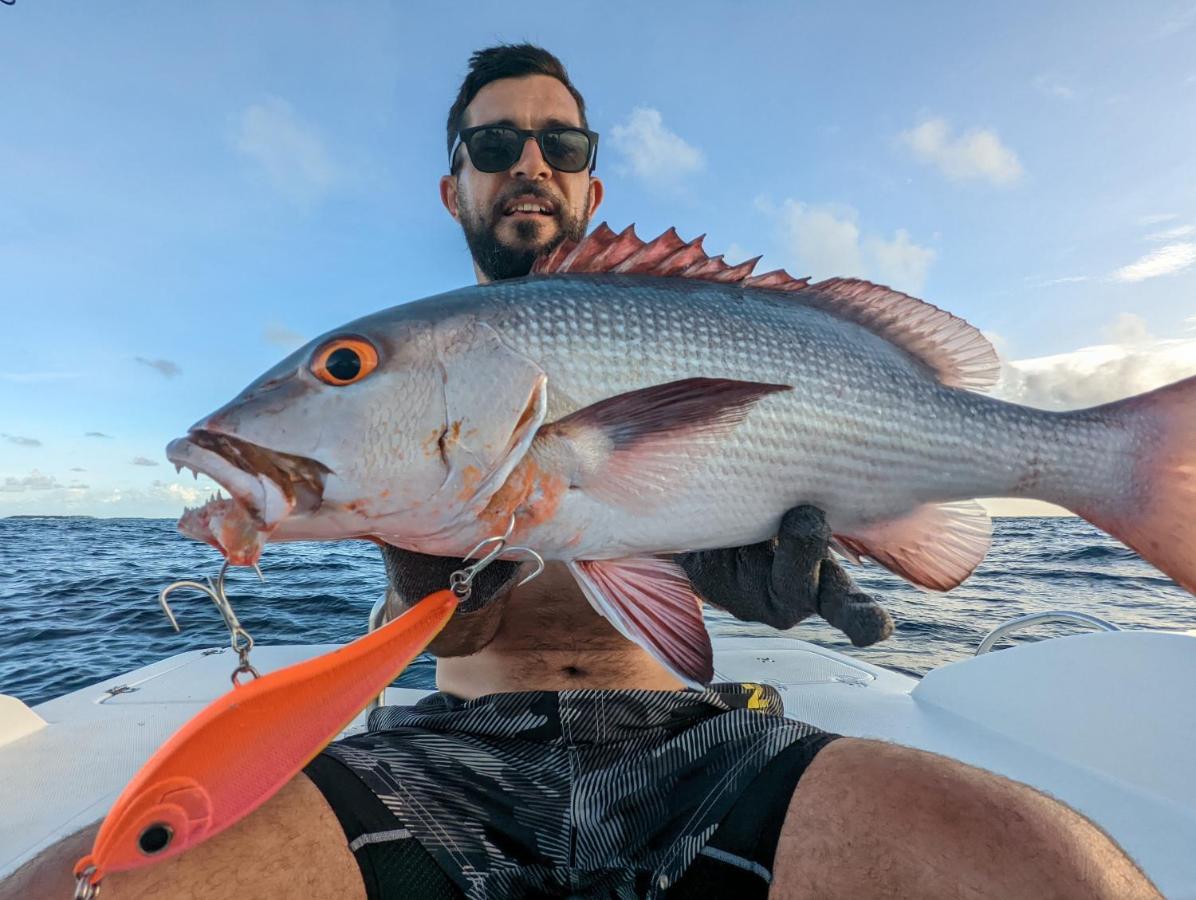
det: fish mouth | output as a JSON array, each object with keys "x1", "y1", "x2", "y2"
[{"x1": 166, "y1": 430, "x2": 331, "y2": 530}]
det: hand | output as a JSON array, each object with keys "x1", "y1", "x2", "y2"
[
  {"x1": 675, "y1": 505, "x2": 895, "y2": 648},
  {"x1": 380, "y1": 544, "x2": 522, "y2": 657}
]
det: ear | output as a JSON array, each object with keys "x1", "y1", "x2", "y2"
[
  {"x1": 587, "y1": 176, "x2": 604, "y2": 217},
  {"x1": 440, "y1": 174, "x2": 461, "y2": 221}
]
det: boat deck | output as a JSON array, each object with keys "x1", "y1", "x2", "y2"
[{"x1": 2, "y1": 631, "x2": 1194, "y2": 896}]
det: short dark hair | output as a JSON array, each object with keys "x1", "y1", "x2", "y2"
[{"x1": 446, "y1": 44, "x2": 588, "y2": 172}]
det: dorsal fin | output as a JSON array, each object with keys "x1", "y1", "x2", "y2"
[{"x1": 533, "y1": 223, "x2": 999, "y2": 391}]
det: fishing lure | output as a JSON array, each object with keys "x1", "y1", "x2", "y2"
[{"x1": 74, "y1": 522, "x2": 540, "y2": 897}]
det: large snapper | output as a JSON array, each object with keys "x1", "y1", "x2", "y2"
[{"x1": 168, "y1": 224, "x2": 1196, "y2": 685}]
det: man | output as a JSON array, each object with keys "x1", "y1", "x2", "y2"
[{"x1": 5, "y1": 44, "x2": 1159, "y2": 900}]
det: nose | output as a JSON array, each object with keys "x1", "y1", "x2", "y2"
[{"x1": 510, "y1": 135, "x2": 551, "y2": 181}]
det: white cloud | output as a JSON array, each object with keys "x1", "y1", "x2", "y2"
[
  {"x1": 864, "y1": 229, "x2": 937, "y2": 292},
  {"x1": 1033, "y1": 75, "x2": 1075, "y2": 100},
  {"x1": 610, "y1": 107, "x2": 704, "y2": 183},
  {"x1": 153, "y1": 480, "x2": 210, "y2": 505},
  {"x1": 234, "y1": 97, "x2": 342, "y2": 206},
  {"x1": 1138, "y1": 212, "x2": 1179, "y2": 226},
  {"x1": 131, "y1": 456, "x2": 160, "y2": 467},
  {"x1": 723, "y1": 242, "x2": 752, "y2": 265},
  {"x1": 995, "y1": 313, "x2": 1196, "y2": 411},
  {"x1": 778, "y1": 201, "x2": 863, "y2": 275},
  {"x1": 770, "y1": 200, "x2": 936, "y2": 293},
  {"x1": 1, "y1": 470, "x2": 63, "y2": 492},
  {"x1": 1158, "y1": 5, "x2": 1196, "y2": 37},
  {"x1": 1145, "y1": 224, "x2": 1196, "y2": 241},
  {"x1": 899, "y1": 117, "x2": 1024, "y2": 186},
  {"x1": 1032, "y1": 275, "x2": 1092, "y2": 286},
  {"x1": 263, "y1": 322, "x2": 308, "y2": 351},
  {"x1": 1111, "y1": 242, "x2": 1196, "y2": 282}
]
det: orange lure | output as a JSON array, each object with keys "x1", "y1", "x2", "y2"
[{"x1": 74, "y1": 588, "x2": 457, "y2": 891}]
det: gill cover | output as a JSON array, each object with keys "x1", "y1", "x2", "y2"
[{"x1": 414, "y1": 319, "x2": 548, "y2": 539}]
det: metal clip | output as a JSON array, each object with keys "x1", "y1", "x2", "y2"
[
  {"x1": 74, "y1": 867, "x2": 99, "y2": 899},
  {"x1": 158, "y1": 561, "x2": 264, "y2": 686}
]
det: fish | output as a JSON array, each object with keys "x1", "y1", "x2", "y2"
[
  {"x1": 73, "y1": 588, "x2": 457, "y2": 891},
  {"x1": 166, "y1": 223, "x2": 1196, "y2": 687}
]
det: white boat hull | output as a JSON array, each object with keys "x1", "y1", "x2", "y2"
[{"x1": 2, "y1": 631, "x2": 1194, "y2": 897}]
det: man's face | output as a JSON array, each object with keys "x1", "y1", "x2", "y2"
[{"x1": 441, "y1": 74, "x2": 604, "y2": 283}]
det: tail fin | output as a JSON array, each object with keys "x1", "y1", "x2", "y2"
[{"x1": 1068, "y1": 374, "x2": 1196, "y2": 595}]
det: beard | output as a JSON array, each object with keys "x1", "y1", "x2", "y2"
[{"x1": 458, "y1": 185, "x2": 590, "y2": 282}]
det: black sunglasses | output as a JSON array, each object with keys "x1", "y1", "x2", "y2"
[{"x1": 451, "y1": 125, "x2": 599, "y2": 174}]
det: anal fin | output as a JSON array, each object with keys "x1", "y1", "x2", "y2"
[
  {"x1": 834, "y1": 500, "x2": 993, "y2": 592},
  {"x1": 569, "y1": 557, "x2": 713, "y2": 687}
]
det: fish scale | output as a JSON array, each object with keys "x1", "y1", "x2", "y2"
[{"x1": 468, "y1": 275, "x2": 1035, "y2": 556}]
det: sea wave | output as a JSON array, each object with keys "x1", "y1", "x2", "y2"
[{"x1": 1, "y1": 516, "x2": 1192, "y2": 707}]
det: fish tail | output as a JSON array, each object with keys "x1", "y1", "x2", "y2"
[{"x1": 1059, "y1": 374, "x2": 1196, "y2": 594}]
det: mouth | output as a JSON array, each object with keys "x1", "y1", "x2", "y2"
[
  {"x1": 167, "y1": 430, "x2": 331, "y2": 532},
  {"x1": 501, "y1": 196, "x2": 557, "y2": 219}
]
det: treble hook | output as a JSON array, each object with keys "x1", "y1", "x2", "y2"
[
  {"x1": 158, "y1": 561, "x2": 265, "y2": 685},
  {"x1": 448, "y1": 516, "x2": 545, "y2": 599}
]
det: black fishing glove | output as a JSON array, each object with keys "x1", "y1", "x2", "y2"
[
  {"x1": 380, "y1": 544, "x2": 522, "y2": 657},
  {"x1": 675, "y1": 505, "x2": 895, "y2": 647}
]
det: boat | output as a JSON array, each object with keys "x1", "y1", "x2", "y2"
[{"x1": 2, "y1": 607, "x2": 1194, "y2": 897}]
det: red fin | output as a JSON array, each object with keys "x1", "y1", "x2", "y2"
[
  {"x1": 533, "y1": 224, "x2": 999, "y2": 392},
  {"x1": 795, "y1": 278, "x2": 999, "y2": 391},
  {"x1": 1068, "y1": 375, "x2": 1196, "y2": 595},
  {"x1": 570, "y1": 557, "x2": 713, "y2": 687},
  {"x1": 531, "y1": 377, "x2": 790, "y2": 507},
  {"x1": 835, "y1": 501, "x2": 993, "y2": 592}
]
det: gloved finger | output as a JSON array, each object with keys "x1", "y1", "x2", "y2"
[
  {"x1": 769, "y1": 504, "x2": 834, "y2": 609},
  {"x1": 677, "y1": 538, "x2": 810, "y2": 629},
  {"x1": 680, "y1": 505, "x2": 836, "y2": 630},
  {"x1": 815, "y1": 555, "x2": 895, "y2": 647}
]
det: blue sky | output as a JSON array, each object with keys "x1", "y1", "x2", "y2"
[{"x1": 2, "y1": 1, "x2": 1195, "y2": 517}]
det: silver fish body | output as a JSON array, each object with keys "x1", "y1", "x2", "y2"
[
  {"x1": 397, "y1": 274, "x2": 1117, "y2": 561},
  {"x1": 167, "y1": 225, "x2": 1196, "y2": 684}
]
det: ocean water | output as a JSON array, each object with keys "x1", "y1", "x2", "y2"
[{"x1": 1, "y1": 516, "x2": 1192, "y2": 708}]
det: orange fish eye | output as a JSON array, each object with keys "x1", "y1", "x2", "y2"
[{"x1": 311, "y1": 338, "x2": 378, "y2": 386}]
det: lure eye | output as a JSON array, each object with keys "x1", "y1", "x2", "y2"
[
  {"x1": 138, "y1": 823, "x2": 173, "y2": 856},
  {"x1": 312, "y1": 338, "x2": 379, "y2": 386}
]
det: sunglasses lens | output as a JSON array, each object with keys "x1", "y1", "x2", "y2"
[
  {"x1": 466, "y1": 127, "x2": 521, "y2": 172},
  {"x1": 541, "y1": 130, "x2": 592, "y2": 172}
]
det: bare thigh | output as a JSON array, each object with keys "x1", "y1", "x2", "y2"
[
  {"x1": 1, "y1": 773, "x2": 364, "y2": 900},
  {"x1": 769, "y1": 738, "x2": 1160, "y2": 900}
]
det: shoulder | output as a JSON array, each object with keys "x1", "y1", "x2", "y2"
[{"x1": 770, "y1": 737, "x2": 1160, "y2": 899}]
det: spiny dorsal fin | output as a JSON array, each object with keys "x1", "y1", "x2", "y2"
[{"x1": 533, "y1": 223, "x2": 999, "y2": 392}]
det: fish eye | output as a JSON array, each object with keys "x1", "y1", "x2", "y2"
[
  {"x1": 138, "y1": 823, "x2": 174, "y2": 855},
  {"x1": 312, "y1": 337, "x2": 379, "y2": 386}
]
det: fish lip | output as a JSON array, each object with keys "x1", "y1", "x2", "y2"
[{"x1": 166, "y1": 431, "x2": 330, "y2": 528}]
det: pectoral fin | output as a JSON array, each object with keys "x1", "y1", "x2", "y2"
[
  {"x1": 834, "y1": 500, "x2": 993, "y2": 592},
  {"x1": 569, "y1": 556, "x2": 713, "y2": 688},
  {"x1": 533, "y1": 377, "x2": 790, "y2": 509}
]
